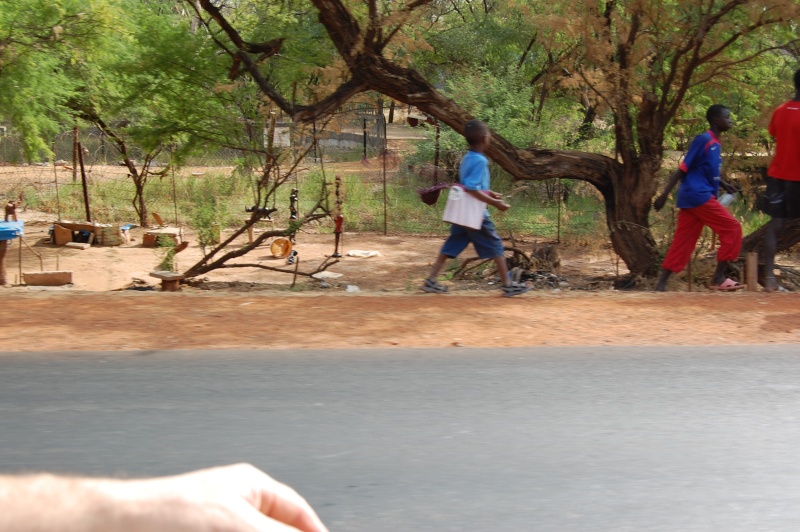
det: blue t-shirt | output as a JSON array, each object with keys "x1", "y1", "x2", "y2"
[
  {"x1": 676, "y1": 130, "x2": 723, "y2": 209},
  {"x1": 459, "y1": 150, "x2": 490, "y2": 218}
]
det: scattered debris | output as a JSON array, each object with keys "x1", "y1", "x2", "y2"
[
  {"x1": 347, "y1": 250, "x2": 380, "y2": 258},
  {"x1": 311, "y1": 271, "x2": 343, "y2": 279}
]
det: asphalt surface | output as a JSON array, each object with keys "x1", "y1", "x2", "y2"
[{"x1": 2, "y1": 346, "x2": 800, "y2": 531}]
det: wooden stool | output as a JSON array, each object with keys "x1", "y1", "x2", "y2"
[{"x1": 149, "y1": 271, "x2": 185, "y2": 291}]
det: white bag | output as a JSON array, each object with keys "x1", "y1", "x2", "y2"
[{"x1": 442, "y1": 185, "x2": 486, "y2": 230}]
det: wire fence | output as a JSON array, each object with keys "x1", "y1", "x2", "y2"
[{"x1": 0, "y1": 107, "x2": 609, "y2": 244}]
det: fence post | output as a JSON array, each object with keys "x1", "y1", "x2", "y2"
[
  {"x1": 746, "y1": 252, "x2": 759, "y2": 291},
  {"x1": 382, "y1": 114, "x2": 388, "y2": 235},
  {"x1": 77, "y1": 142, "x2": 92, "y2": 222},
  {"x1": 556, "y1": 179, "x2": 561, "y2": 243},
  {"x1": 72, "y1": 125, "x2": 79, "y2": 183},
  {"x1": 433, "y1": 119, "x2": 440, "y2": 185},
  {"x1": 362, "y1": 118, "x2": 368, "y2": 162}
]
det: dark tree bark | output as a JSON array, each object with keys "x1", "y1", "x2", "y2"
[{"x1": 741, "y1": 219, "x2": 800, "y2": 257}]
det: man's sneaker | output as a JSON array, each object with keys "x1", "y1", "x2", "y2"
[
  {"x1": 502, "y1": 284, "x2": 532, "y2": 297},
  {"x1": 421, "y1": 279, "x2": 448, "y2": 293}
]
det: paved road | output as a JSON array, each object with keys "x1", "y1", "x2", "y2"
[{"x1": 2, "y1": 346, "x2": 800, "y2": 531}]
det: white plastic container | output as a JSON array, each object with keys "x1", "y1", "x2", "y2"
[{"x1": 719, "y1": 193, "x2": 736, "y2": 207}]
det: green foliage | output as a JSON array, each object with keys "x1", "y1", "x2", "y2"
[
  {"x1": 156, "y1": 233, "x2": 177, "y2": 271},
  {"x1": 0, "y1": 0, "x2": 116, "y2": 160},
  {"x1": 183, "y1": 173, "x2": 247, "y2": 252}
]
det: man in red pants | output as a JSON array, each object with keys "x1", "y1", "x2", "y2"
[{"x1": 654, "y1": 104, "x2": 742, "y2": 291}]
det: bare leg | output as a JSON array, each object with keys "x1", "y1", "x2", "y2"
[
  {"x1": 763, "y1": 217, "x2": 783, "y2": 291},
  {"x1": 655, "y1": 268, "x2": 672, "y2": 292},
  {"x1": 494, "y1": 256, "x2": 510, "y2": 287},
  {"x1": 427, "y1": 254, "x2": 449, "y2": 282}
]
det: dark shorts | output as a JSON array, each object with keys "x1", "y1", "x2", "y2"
[
  {"x1": 759, "y1": 176, "x2": 800, "y2": 219},
  {"x1": 440, "y1": 218, "x2": 505, "y2": 259}
]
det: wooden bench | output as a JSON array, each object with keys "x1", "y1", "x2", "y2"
[
  {"x1": 149, "y1": 271, "x2": 185, "y2": 291},
  {"x1": 143, "y1": 227, "x2": 183, "y2": 248}
]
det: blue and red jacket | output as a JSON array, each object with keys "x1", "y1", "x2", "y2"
[{"x1": 676, "y1": 130, "x2": 723, "y2": 209}]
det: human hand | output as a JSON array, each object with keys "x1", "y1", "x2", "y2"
[
  {"x1": 495, "y1": 200, "x2": 510, "y2": 212},
  {"x1": 653, "y1": 194, "x2": 667, "y2": 212},
  {"x1": 108, "y1": 463, "x2": 328, "y2": 532},
  {"x1": 487, "y1": 191, "x2": 503, "y2": 200},
  {"x1": 721, "y1": 181, "x2": 738, "y2": 194}
]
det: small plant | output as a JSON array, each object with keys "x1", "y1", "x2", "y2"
[
  {"x1": 156, "y1": 234, "x2": 177, "y2": 271},
  {"x1": 189, "y1": 203, "x2": 221, "y2": 256}
]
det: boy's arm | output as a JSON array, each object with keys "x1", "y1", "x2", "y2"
[
  {"x1": 653, "y1": 169, "x2": 685, "y2": 212},
  {"x1": 465, "y1": 189, "x2": 510, "y2": 211}
]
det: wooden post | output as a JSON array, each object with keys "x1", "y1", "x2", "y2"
[
  {"x1": 433, "y1": 119, "x2": 440, "y2": 185},
  {"x1": 362, "y1": 117, "x2": 368, "y2": 162},
  {"x1": 77, "y1": 142, "x2": 92, "y2": 222},
  {"x1": 746, "y1": 252, "x2": 759, "y2": 292},
  {"x1": 687, "y1": 260, "x2": 693, "y2": 292},
  {"x1": 382, "y1": 115, "x2": 388, "y2": 235},
  {"x1": 72, "y1": 125, "x2": 79, "y2": 183},
  {"x1": 0, "y1": 240, "x2": 7, "y2": 285}
]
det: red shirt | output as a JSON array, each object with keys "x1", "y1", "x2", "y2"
[{"x1": 768, "y1": 100, "x2": 800, "y2": 181}]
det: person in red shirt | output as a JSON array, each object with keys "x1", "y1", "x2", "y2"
[{"x1": 761, "y1": 69, "x2": 800, "y2": 292}]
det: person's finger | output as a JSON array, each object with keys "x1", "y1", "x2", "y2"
[
  {"x1": 254, "y1": 479, "x2": 329, "y2": 532},
  {"x1": 229, "y1": 497, "x2": 319, "y2": 532}
]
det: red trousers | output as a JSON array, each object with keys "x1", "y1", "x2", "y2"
[{"x1": 661, "y1": 198, "x2": 742, "y2": 273}]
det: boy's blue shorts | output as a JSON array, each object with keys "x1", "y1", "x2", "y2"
[{"x1": 440, "y1": 218, "x2": 504, "y2": 259}]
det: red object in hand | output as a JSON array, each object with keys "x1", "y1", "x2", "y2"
[{"x1": 334, "y1": 214, "x2": 344, "y2": 233}]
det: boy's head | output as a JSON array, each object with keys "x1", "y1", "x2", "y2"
[
  {"x1": 706, "y1": 104, "x2": 732, "y2": 132},
  {"x1": 464, "y1": 120, "x2": 490, "y2": 148},
  {"x1": 794, "y1": 69, "x2": 800, "y2": 92}
]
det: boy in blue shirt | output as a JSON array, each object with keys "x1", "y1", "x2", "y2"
[
  {"x1": 653, "y1": 104, "x2": 742, "y2": 291},
  {"x1": 422, "y1": 120, "x2": 531, "y2": 297}
]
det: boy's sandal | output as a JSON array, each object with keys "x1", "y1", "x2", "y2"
[
  {"x1": 421, "y1": 279, "x2": 448, "y2": 293},
  {"x1": 709, "y1": 278, "x2": 744, "y2": 291},
  {"x1": 502, "y1": 284, "x2": 532, "y2": 297}
]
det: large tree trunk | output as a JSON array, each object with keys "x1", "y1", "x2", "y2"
[
  {"x1": 606, "y1": 164, "x2": 660, "y2": 276},
  {"x1": 741, "y1": 219, "x2": 800, "y2": 257},
  {"x1": 132, "y1": 176, "x2": 148, "y2": 228}
]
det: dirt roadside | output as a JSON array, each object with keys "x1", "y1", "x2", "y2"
[
  {"x1": 2, "y1": 224, "x2": 799, "y2": 352},
  {"x1": 1, "y1": 290, "x2": 799, "y2": 352}
]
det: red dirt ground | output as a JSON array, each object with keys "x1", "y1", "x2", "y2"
[{"x1": 2, "y1": 226, "x2": 799, "y2": 352}]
